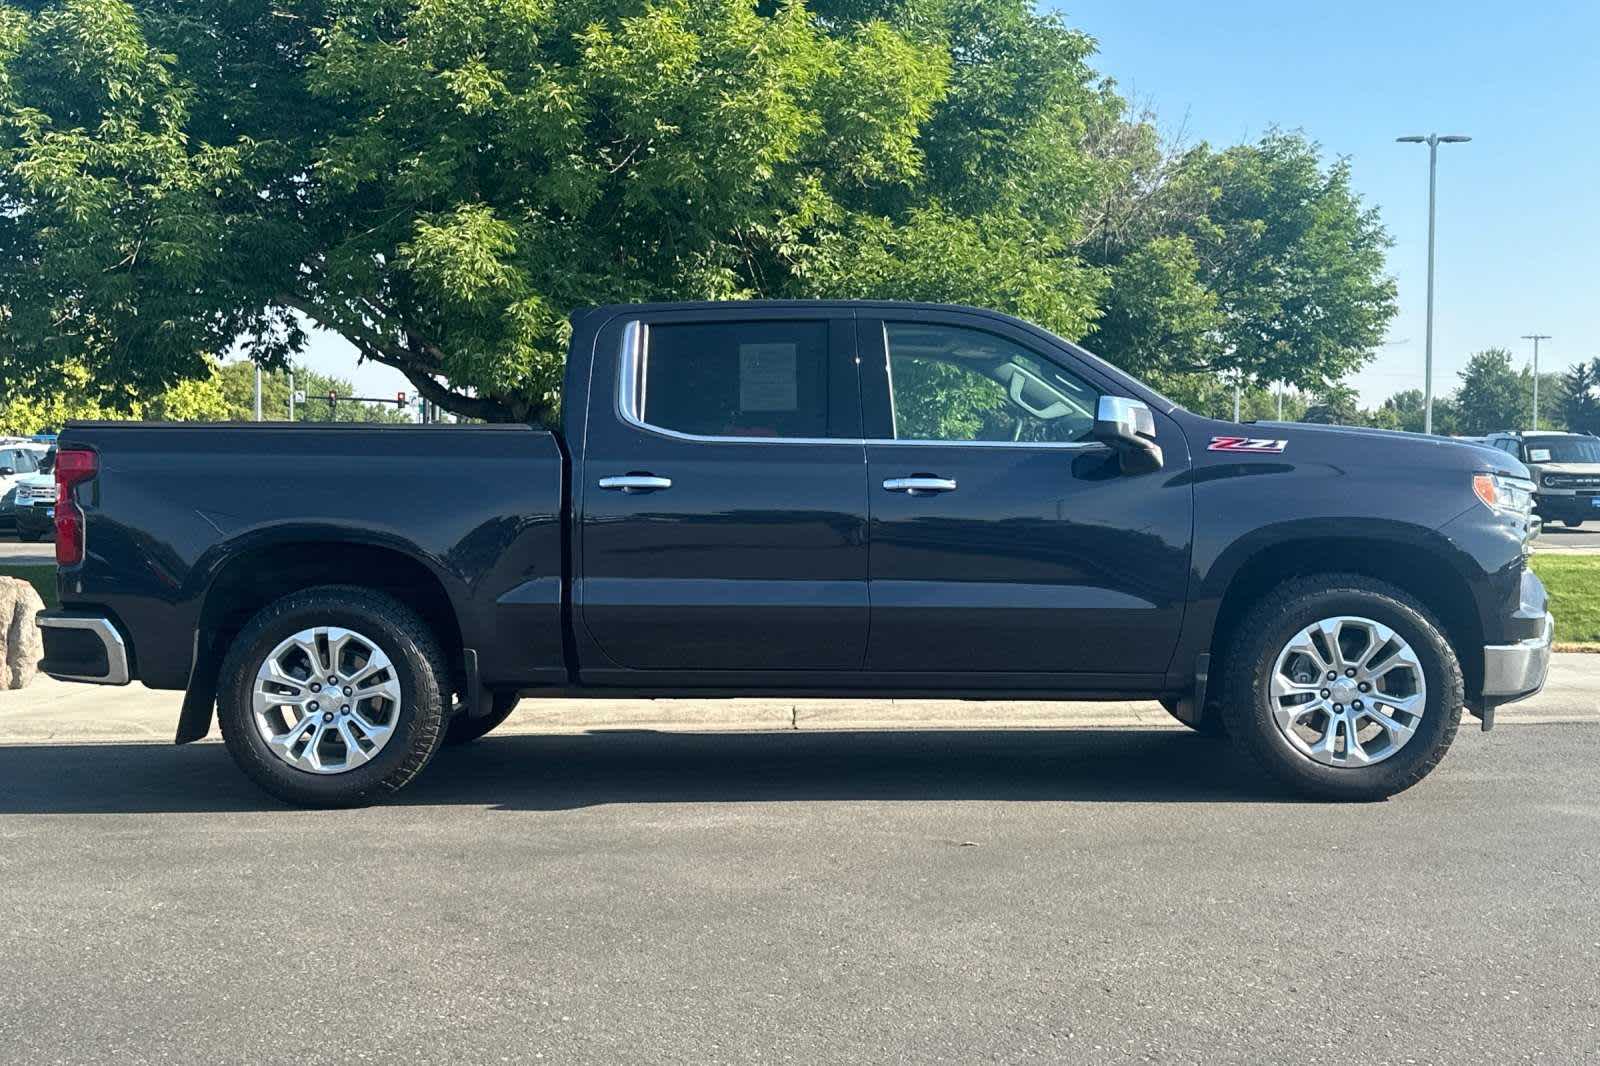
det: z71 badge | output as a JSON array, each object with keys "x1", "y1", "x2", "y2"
[{"x1": 1208, "y1": 436, "x2": 1288, "y2": 454}]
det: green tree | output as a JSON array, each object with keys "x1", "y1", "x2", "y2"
[
  {"x1": 0, "y1": 0, "x2": 952, "y2": 423},
  {"x1": 1378, "y1": 389, "x2": 1428, "y2": 433},
  {"x1": 1083, "y1": 131, "x2": 1396, "y2": 396},
  {"x1": 1453, "y1": 349, "x2": 1528, "y2": 436},
  {"x1": 1303, "y1": 383, "x2": 1361, "y2": 426},
  {"x1": 1561, "y1": 359, "x2": 1600, "y2": 436},
  {"x1": 146, "y1": 360, "x2": 411, "y2": 422},
  {"x1": 0, "y1": 1, "x2": 1398, "y2": 425}
]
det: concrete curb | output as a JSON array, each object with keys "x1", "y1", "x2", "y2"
[{"x1": 1, "y1": 654, "x2": 1598, "y2": 745}]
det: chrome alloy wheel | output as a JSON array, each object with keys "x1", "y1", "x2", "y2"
[
  {"x1": 252, "y1": 627, "x2": 402, "y2": 774},
  {"x1": 1269, "y1": 616, "x2": 1427, "y2": 768}
]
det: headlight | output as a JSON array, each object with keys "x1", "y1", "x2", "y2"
[{"x1": 1473, "y1": 472, "x2": 1535, "y2": 515}]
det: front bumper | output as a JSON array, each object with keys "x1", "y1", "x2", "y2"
[
  {"x1": 37, "y1": 611, "x2": 130, "y2": 685},
  {"x1": 1534, "y1": 491, "x2": 1600, "y2": 521},
  {"x1": 13, "y1": 503, "x2": 53, "y2": 535},
  {"x1": 1481, "y1": 611, "x2": 1554, "y2": 705}
]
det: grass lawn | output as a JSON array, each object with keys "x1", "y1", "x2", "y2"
[
  {"x1": 1529, "y1": 554, "x2": 1600, "y2": 647},
  {"x1": 0, "y1": 563, "x2": 57, "y2": 610}
]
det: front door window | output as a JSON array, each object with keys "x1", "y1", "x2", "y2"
[{"x1": 883, "y1": 323, "x2": 1099, "y2": 444}]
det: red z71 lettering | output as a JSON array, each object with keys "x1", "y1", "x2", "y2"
[{"x1": 1208, "y1": 436, "x2": 1288, "y2": 454}]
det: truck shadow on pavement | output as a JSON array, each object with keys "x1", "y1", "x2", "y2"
[{"x1": 0, "y1": 729, "x2": 1301, "y2": 814}]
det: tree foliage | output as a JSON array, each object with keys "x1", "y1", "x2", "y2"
[
  {"x1": 143, "y1": 360, "x2": 411, "y2": 422},
  {"x1": 1561, "y1": 359, "x2": 1600, "y2": 436},
  {"x1": 1453, "y1": 349, "x2": 1530, "y2": 436},
  {"x1": 1083, "y1": 133, "x2": 1396, "y2": 396},
  {"x1": 0, "y1": 0, "x2": 1400, "y2": 425},
  {"x1": 0, "y1": 354, "x2": 407, "y2": 432}
]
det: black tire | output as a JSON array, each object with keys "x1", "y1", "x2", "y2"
[
  {"x1": 1158, "y1": 696, "x2": 1226, "y2": 736},
  {"x1": 1220, "y1": 574, "x2": 1463, "y2": 802},
  {"x1": 1564, "y1": 520, "x2": 1584, "y2": 529},
  {"x1": 444, "y1": 691, "x2": 520, "y2": 745},
  {"x1": 217, "y1": 585, "x2": 450, "y2": 807},
  {"x1": 17, "y1": 529, "x2": 42, "y2": 543}
]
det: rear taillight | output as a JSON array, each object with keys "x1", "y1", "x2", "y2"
[{"x1": 54, "y1": 448, "x2": 97, "y2": 567}]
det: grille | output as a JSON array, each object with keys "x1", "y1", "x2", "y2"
[
  {"x1": 1543, "y1": 474, "x2": 1600, "y2": 489},
  {"x1": 16, "y1": 484, "x2": 56, "y2": 503}
]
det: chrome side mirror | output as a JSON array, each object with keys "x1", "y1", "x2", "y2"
[{"x1": 1091, "y1": 396, "x2": 1163, "y2": 474}]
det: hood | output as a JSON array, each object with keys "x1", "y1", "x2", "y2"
[
  {"x1": 1528, "y1": 461, "x2": 1600, "y2": 474},
  {"x1": 1224, "y1": 420, "x2": 1529, "y2": 477}
]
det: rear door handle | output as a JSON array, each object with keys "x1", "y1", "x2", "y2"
[
  {"x1": 883, "y1": 476, "x2": 957, "y2": 495},
  {"x1": 599, "y1": 475, "x2": 673, "y2": 493}
]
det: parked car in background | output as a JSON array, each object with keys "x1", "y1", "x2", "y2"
[
  {"x1": 0, "y1": 439, "x2": 50, "y2": 531},
  {"x1": 1483, "y1": 431, "x2": 1600, "y2": 528},
  {"x1": 12, "y1": 447, "x2": 55, "y2": 542}
]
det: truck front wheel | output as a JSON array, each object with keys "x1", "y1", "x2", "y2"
[
  {"x1": 1221, "y1": 574, "x2": 1463, "y2": 801},
  {"x1": 216, "y1": 586, "x2": 451, "y2": 807}
]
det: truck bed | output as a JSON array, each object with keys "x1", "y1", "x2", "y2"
[{"x1": 53, "y1": 421, "x2": 568, "y2": 696}]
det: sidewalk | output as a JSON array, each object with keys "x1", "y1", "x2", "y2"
[{"x1": 2, "y1": 653, "x2": 1596, "y2": 744}]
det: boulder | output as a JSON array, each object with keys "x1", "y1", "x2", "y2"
[{"x1": 0, "y1": 576, "x2": 45, "y2": 689}]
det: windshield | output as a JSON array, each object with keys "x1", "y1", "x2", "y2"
[{"x1": 1524, "y1": 437, "x2": 1600, "y2": 464}]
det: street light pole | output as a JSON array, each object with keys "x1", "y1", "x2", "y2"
[
  {"x1": 1522, "y1": 334, "x2": 1551, "y2": 430},
  {"x1": 1397, "y1": 133, "x2": 1471, "y2": 435},
  {"x1": 253, "y1": 364, "x2": 263, "y2": 422}
]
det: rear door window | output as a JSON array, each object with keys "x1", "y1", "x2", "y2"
[{"x1": 639, "y1": 321, "x2": 840, "y2": 439}]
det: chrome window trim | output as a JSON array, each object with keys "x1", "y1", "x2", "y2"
[
  {"x1": 615, "y1": 319, "x2": 858, "y2": 447},
  {"x1": 614, "y1": 319, "x2": 1109, "y2": 451},
  {"x1": 870, "y1": 437, "x2": 1103, "y2": 451}
]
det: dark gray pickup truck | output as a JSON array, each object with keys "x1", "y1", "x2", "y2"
[{"x1": 39, "y1": 301, "x2": 1552, "y2": 806}]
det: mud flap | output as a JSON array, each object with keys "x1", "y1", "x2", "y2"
[
  {"x1": 175, "y1": 629, "x2": 224, "y2": 744},
  {"x1": 1172, "y1": 652, "x2": 1210, "y2": 726}
]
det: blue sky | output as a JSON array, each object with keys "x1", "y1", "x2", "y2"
[
  {"x1": 298, "y1": 0, "x2": 1600, "y2": 411},
  {"x1": 1050, "y1": 0, "x2": 1600, "y2": 405}
]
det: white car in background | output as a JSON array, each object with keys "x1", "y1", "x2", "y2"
[
  {"x1": 0, "y1": 439, "x2": 50, "y2": 533},
  {"x1": 11, "y1": 449, "x2": 55, "y2": 542}
]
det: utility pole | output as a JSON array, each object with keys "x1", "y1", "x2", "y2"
[
  {"x1": 288, "y1": 371, "x2": 296, "y2": 422},
  {"x1": 1522, "y1": 334, "x2": 1551, "y2": 430},
  {"x1": 1232, "y1": 376, "x2": 1242, "y2": 422},
  {"x1": 253, "y1": 365, "x2": 263, "y2": 421},
  {"x1": 1397, "y1": 133, "x2": 1472, "y2": 434}
]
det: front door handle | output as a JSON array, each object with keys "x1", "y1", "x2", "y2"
[
  {"x1": 883, "y1": 476, "x2": 957, "y2": 495},
  {"x1": 599, "y1": 475, "x2": 673, "y2": 493}
]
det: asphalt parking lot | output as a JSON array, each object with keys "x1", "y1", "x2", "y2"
[
  {"x1": 3, "y1": 714, "x2": 1598, "y2": 1063},
  {"x1": 1535, "y1": 523, "x2": 1600, "y2": 552}
]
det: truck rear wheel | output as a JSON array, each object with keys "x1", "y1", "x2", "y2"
[
  {"x1": 444, "y1": 692, "x2": 520, "y2": 745},
  {"x1": 216, "y1": 586, "x2": 450, "y2": 807},
  {"x1": 1220, "y1": 574, "x2": 1463, "y2": 801}
]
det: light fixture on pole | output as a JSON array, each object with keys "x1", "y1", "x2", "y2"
[
  {"x1": 1522, "y1": 333, "x2": 1551, "y2": 430},
  {"x1": 1397, "y1": 133, "x2": 1471, "y2": 434}
]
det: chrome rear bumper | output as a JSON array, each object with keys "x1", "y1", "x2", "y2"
[{"x1": 37, "y1": 612, "x2": 130, "y2": 685}]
